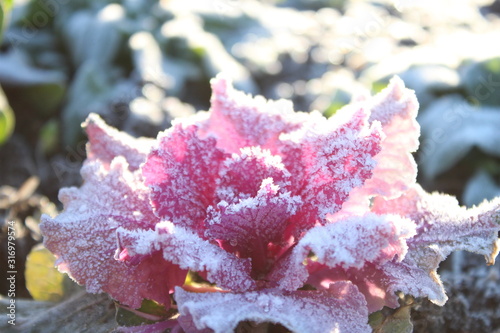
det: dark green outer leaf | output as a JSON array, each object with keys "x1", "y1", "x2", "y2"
[{"x1": 115, "y1": 299, "x2": 175, "y2": 327}]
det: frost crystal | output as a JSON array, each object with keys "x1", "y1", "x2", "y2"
[{"x1": 41, "y1": 75, "x2": 500, "y2": 332}]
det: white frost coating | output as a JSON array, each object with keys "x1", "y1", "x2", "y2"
[
  {"x1": 380, "y1": 259, "x2": 448, "y2": 306},
  {"x1": 303, "y1": 215, "x2": 415, "y2": 267},
  {"x1": 171, "y1": 110, "x2": 211, "y2": 128},
  {"x1": 363, "y1": 76, "x2": 419, "y2": 196},
  {"x1": 175, "y1": 283, "x2": 371, "y2": 333},
  {"x1": 116, "y1": 227, "x2": 158, "y2": 256},
  {"x1": 203, "y1": 74, "x2": 313, "y2": 153},
  {"x1": 117, "y1": 220, "x2": 256, "y2": 292},
  {"x1": 230, "y1": 147, "x2": 285, "y2": 170},
  {"x1": 277, "y1": 214, "x2": 416, "y2": 291},
  {"x1": 278, "y1": 110, "x2": 327, "y2": 144},
  {"x1": 280, "y1": 105, "x2": 384, "y2": 230},
  {"x1": 205, "y1": 178, "x2": 302, "y2": 255},
  {"x1": 375, "y1": 184, "x2": 500, "y2": 265},
  {"x1": 410, "y1": 197, "x2": 500, "y2": 266},
  {"x1": 154, "y1": 222, "x2": 256, "y2": 292},
  {"x1": 338, "y1": 77, "x2": 420, "y2": 219},
  {"x1": 228, "y1": 178, "x2": 297, "y2": 213},
  {"x1": 40, "y1": 154, "x2": 177, "y2": 308},
  {"x1": 372, "y1": 183, "x2": 500, "y2": 305},
  {"x1": 369, "y1": 76, "x2": 418, "y2": 126},
  {"x1": 84, "y1": 113, "x2": 155, "y2": 171},
  {"x1": 143, "y1": 123, "x2": 226, "y2": 230},
  {"x1": 212, "y1": 73, "x2": 295, "y2": 119},
  {"x1": 216, "y1": 146, "x2": 292, "y2": 203}
]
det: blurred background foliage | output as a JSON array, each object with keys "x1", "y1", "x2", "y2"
[
  {"x1": 1, "y1": 0, "x2": 500, "y2": 332},
  {"x1": 0, "y1": 0, "x2": 498, "y2": 203},
  {"x1": 0, "y1": 0, "x2": 15, "y2": 147}
]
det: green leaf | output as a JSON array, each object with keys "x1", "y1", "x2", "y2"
[
  {"x1": 372, "y1": 80, "x2": 389, "y2": 94},
  {"x1": 0, "y1": 86, "x2": 15, "y2": 146},
  {"x1": 25, "y1": 244, "x2": 70, "y2": 302},
  {"x1": 39, "y1": 119, "x2": 59, "y2": 155},
  {"x1": 323, "y1": 102, "x2": 345, "y2": 118},
  {"x1": 0, "y1": 51, "x2": 66, "y2": 117},
  {"x1": 322, "y1": 89, "x2": 351, "y2": 118},
  {"x1": 463, "y1": 57, "x2": 500, "y2": 106},
  {"x1": 24, "y1": 82, "x2": 66, "y2": 117},
  {"x1": 0, "y1": 5, "x2": 3, "y2": 40},
  {"x1": 0, "y1": 51, "x2": 66, "y2": 86},
  {"x1": 369, "y1": 295, "x2": 414, "y2": 333},
  {"x1": 115, "y1": 299, "x2": 175, "y2": 327},
  {"x1": 24, "y1": 0, "x2": 56, "y2": 30},
  {"x1": 0, "y1": 0, "x2": 13, "y2": 43}
]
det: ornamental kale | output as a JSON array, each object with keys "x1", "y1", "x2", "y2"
[{"x1": 40, "y1": 75, "x2": 500, "y2": 333}]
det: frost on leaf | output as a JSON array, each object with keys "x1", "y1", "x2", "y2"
[
  {"x1": 84, "y1": 113, "x2": 155, "y2": 171},
  {"x1": 363, "y1": 76, "x2": 420, "y2": 198},
  {"x1": 205, "y1": 178, "x2": 301, "y2": 276},
  {"x1": 279, "y1": 106, "x2": 383, "y2": 233},
  {"x1": 339, "y1": 77, "x2": 420, "y2": 218},
  {"x1": 272, "y1": 214, "x2": 416, "y2": 292},
  {"x1": 175, "y1": 282, "x2": 371, "y2": 333},
  {"x1": 303, "y1": 259, "x2": 444, "y2": 313},
  {"x1": 202, "y1": 74, "x2": 307, "y2": 154},
  {"x1": 143, "y1": 124, "x2": 227, "y2": 233},
  {"x1": 216, "y1": 146, "x2": 291, "y2": 203},
  {"x1": 40, "y1": 158, "x2": 184, "y2": 308},
  {"x1": 117, "y1": 221, "x2": 256, "y2": 292},
  {"x1": 372, "y1": 184, "x2": 500, "y2": 305}
]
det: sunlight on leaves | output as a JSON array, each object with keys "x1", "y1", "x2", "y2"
[
  {"x1": 25, "y1": 244, "x2": 67, "y2": 302},
  {"x1": 0, "y1": 87, "x2": 15, "y2": 146},
  {"x1": 369, "y1": 295, "x2": 414, "y2": 333},
  {"x1": 0, "y1": 0, "x2": 13, "y2": 43}
]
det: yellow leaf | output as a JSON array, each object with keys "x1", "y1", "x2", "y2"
[{"x1": 25, "y1": 244, "x2": 67, "y2": 302}]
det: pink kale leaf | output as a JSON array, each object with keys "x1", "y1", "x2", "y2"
[
  {"x1": 372, "y1": 184, "x2": 500, "y2": 305},
  {"x1": 40, "y1": 118, "x2": 185, "y2": 309},
  {"x1": 175, "y1": 282, "x2": 370, "y2": 333}
]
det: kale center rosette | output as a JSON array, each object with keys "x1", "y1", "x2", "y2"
[{"x1": 40, "y1": 75, "x2": 500, "y2": 333}]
